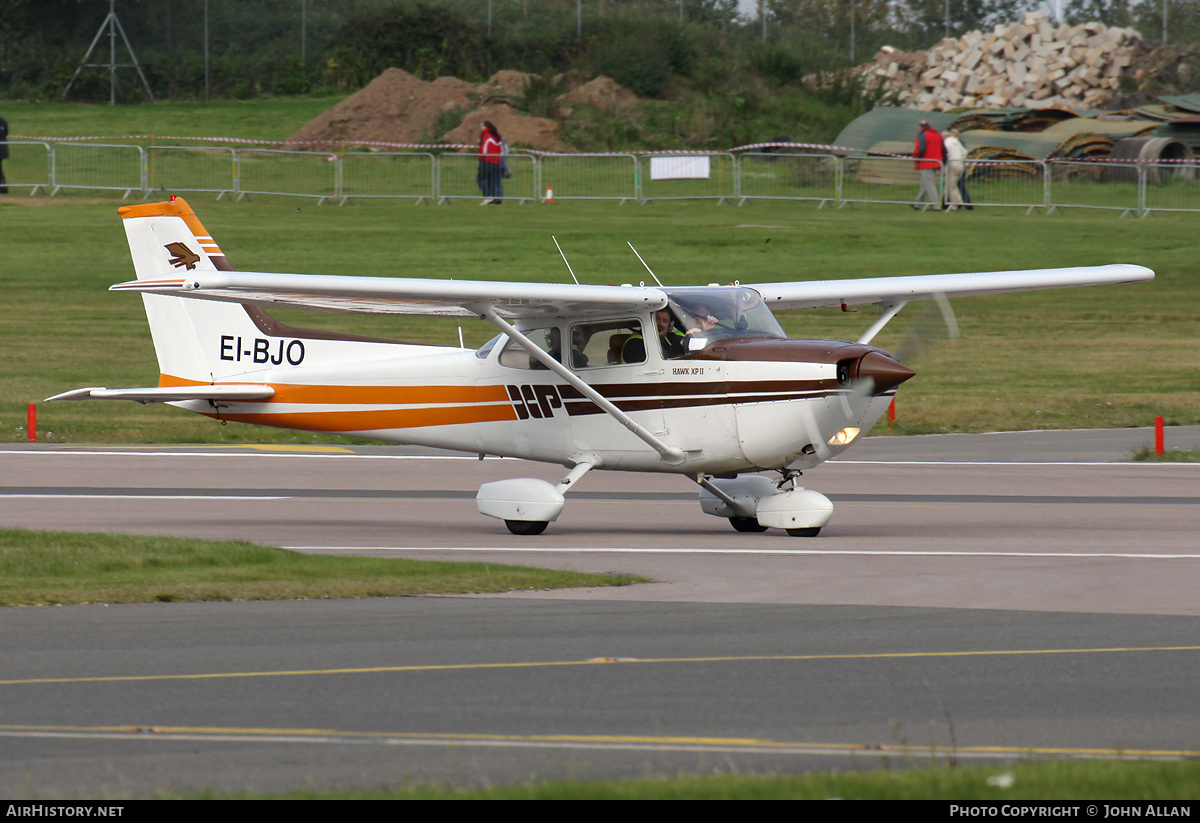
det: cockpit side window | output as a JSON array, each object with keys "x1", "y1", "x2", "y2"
[
  {"x1": 475, "y1": 334, "x2": 503, "y2": 360},
  {"x1": 498, "y1": 326, "x2": 560, "y2": 370},
  {"x1": 570, "y1": 319, "x2": 645, "y2": 368}
]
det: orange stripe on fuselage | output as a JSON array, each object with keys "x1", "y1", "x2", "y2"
[
  {"x1": 158, "y1": 374, "x2": 518, "y2": 431},
  {"x1": 157, "y1": 375, "x2": 510, "y2": 406}
]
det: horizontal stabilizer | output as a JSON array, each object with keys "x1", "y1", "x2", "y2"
[{"x1": 46, "y1": 385, "x2": 275, "y2": 404}]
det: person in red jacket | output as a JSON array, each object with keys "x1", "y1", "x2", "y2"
[
  {"x1": 477, "y1": 120, "x2": 504, "y2": 205},
  {"x1": 912, "y1": 120, "x2": 944, "y2": 210}
]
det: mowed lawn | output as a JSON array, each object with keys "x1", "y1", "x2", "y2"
[{"x1": 2, "y1": 193, "x2": 1196, "y2": 444}]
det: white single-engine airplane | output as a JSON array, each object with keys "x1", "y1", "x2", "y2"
[{"x1": 50, "y1": 197, "x2": 1153, "y2": 536}]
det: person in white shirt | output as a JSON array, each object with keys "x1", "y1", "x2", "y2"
[{"x1": 942, "y1": 129, "x2": 967, "y2": 211}]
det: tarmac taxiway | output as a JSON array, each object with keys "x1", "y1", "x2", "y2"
[{"x1": 1, "y1": 426, "x2": 1198, "y2": 796}]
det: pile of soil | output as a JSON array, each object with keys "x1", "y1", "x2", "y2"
[
  {"x1": 284, "y1": 68, "x2": 637, "y2": 152},
  {"x1": 440, "y1": 105, "x2": 563, "y2": 151},
  {"x1": 557, "y1": 75, "x2": 638, "y2": 114},
  {"x1": 286, "y1": 68, "x2": 475, "y2": 146}
]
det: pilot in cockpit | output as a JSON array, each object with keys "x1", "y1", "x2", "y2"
[{"x1": 622, "y1": 309, "x2": 686, "y2": 362}]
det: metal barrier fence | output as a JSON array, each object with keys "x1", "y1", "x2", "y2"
[
  {"x1": 1046, "y1": 160, "x2": 1143, "y2": 216},
  {"x1": 50, "y1": 143, "x2": 145, "y2": 198},
  {"x1": 2, "y1": 141, "x2": 52, "y2": 195},
  {"x1": 539, "y1": 154, "x2": 639, "y2": 202},
  {"x1": 339, "y1": 152, "x2": 436, "y2": 203},
  {"x1": 639, "y1": 153, "x2": 736, "y2": 203},
  {"x1": 1139, "y1": 161, "x2": 1200, "y2": 215},
  {"x1": 5, "y1": 143, "x2": 1199, "y2": 215},
  {"x1": 235, "y1": 148, "x2": 338, "y2": 203},
  {"x1": 840, "y1": 154, "x2": 942, "y2": 208},
  {"x1": 736, "y1": 153, "x2": 839, "y2": 206},
  {"x1": 960, "y1": 159, "x2": 1047, "y2": 212},
  {"x1": 435, "y1": 152, "x2": 538, "y2": 204},
  {"x1": 147, "y1": 146, "x2": 236, "y2": 199}
]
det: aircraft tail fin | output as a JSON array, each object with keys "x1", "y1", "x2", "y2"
[{"x1": 118, "y1": 196, "x2": 269, "y2": 385}]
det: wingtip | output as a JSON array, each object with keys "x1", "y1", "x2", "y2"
[{"x1": 45, "y1": 387, "x2": 104, "y2": 402}]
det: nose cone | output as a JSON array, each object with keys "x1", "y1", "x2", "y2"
[{"x1": 856, "y1": 351, "x2": 915, "y2": 395}]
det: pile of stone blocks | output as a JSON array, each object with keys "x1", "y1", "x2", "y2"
[{"x1": 858, "y1": 11, "x2": 1144, "y2": 112}]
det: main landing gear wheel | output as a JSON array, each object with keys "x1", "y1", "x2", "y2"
[
  {"x1": 729, "y1": 517, "x2": 769, "y2": 533},
  {"x1": 505, "y1": 520, "x2": 549, "y2": 536},
  {"x1": 786, "y1": 527, "x2": 822, "y2": 537}
]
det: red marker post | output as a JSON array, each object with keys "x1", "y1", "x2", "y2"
[
  {"x1": 1155, "y1": 415, "x2": 1164, "y2": 457},
  {"x1": 27, "y1": 403, "x2": 36, "y2": 443}
]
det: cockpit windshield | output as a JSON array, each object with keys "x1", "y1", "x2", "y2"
[{"x1": 663, "y1": 286, "x2": 786, "y2": 348}]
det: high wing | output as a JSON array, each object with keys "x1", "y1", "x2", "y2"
[
  {"x1": 112, "y1": 265, "x2": 1154, "y2": 318},
  {"x1": 748, "y1": 264, "x2": 1154, "y2": 310},
  {"x1": 111, "y1": 273, "x2": 668, "y2": 319}
]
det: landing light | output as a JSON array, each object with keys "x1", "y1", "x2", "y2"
[{"x1": 827, "y1": 427, "x2": 860, "y2": 446}]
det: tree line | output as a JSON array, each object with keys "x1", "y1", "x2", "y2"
[{"x1": 1, "y1": 0, "x2": 1194, "y2": 103}]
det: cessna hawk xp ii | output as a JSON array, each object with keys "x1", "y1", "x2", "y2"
[{"x1": 50, "y1": 197, "x2": 1153, "y2": 537}]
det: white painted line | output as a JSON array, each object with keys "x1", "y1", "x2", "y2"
[
  {"x1": 11, "y1": 451, "x2": 1200, "y2": 470},
  {"x1": 6, "y1": 451, "x2": 1195, "y2": 468},
  {"x1": 833, "y1": 460, "x2": 1200, "y2": 467},
  {"x1": 0, "y1": 728, "x2": 1106, "y2": 761},
  {"x1": 285, "y1": 546, "x2": 1200, "y2": 560},
  {"x1": 5, "y1": 494, "x2": 290, "y2": 500},
  {"x1": 3, "y1": 451, "x2": 484, "y2": 460}
]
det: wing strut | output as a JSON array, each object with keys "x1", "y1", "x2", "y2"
[
  {"x1": 479, "y1": 307, "x2": 685, "y2": 466},
  {"x1": 857, "y1": 300, "x2": 909, "y2": 345}
]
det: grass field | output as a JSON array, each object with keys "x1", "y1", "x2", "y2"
[
  {"x1": 3, "y1": 194, "x2": 1196, "y2": 445},
  {"x1": 0, "y1": 529, "x2": 639, "y2": 605},
  {"x1": 2, "y1": 97, "x2": 1197, "y2": 445},
  {"x1": 229, "y1": 760, "x2": 1200, "y2": 799}
]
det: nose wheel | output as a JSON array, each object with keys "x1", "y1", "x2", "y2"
[
  {"x1": 786, "y1": 527, "x2": 822, "y2": 537},
  {"x1": 505, "y1": 519, "x2": 549, "y2": 536}
]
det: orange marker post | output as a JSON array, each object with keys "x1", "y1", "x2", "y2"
[
  {"x1": 1155, "y1": 415, "x2": 1164, "y2": 456},
  {"x1": 27, "y1": 403, "x2": 36, "y2": 443}
]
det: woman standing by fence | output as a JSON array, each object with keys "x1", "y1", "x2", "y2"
[{"x1": 477, "y1": 120, "x2": 504, "y2": 205}]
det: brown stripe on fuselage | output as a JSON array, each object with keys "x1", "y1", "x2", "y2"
[{"x1": 204, "y1": 403, "x2": 518, "y2": 432}]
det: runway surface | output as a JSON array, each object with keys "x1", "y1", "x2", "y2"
[{"x1": 2, "y1": 427, "x2": 1199, "y2": 796}]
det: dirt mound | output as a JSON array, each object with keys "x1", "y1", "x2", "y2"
[
  {"x1": 557, "y1": 75, "x2": 637, "y2": 112},
  {"x1": 485, "y1": 70, "x2": 535, "y2": 98},
  {"x1": 286, "y1": 68, "x2": 474, "y2": 146},
  {"x1": 286, "y1": 68, "x2": 640, "y2": 152},
  {"x1": 441, "y1": 104, "x2": 565, "y2": 152}
]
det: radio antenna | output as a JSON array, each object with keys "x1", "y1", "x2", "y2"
[
  {"x1": 627, "y1": 242, "x2": 664, "y2": 287},
  {"x1": 551, "y1": 236, "x2": 580, "y2": 285}
]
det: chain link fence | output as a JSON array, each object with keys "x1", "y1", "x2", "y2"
[{"x1": 6, "y1": 143, "x2": 1199, "y2": 215}]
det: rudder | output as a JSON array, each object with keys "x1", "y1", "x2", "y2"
[{"x1": 119, "y1": 196, "x2": 267, "y2": 384}]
